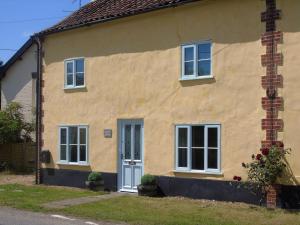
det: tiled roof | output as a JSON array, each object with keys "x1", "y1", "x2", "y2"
[{"x1": 39, "y1": 0, "x2": 200, "y2": 35}]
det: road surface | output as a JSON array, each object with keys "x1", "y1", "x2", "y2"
[{"x1": 0, "y1": 207, "x2": 123, "y2": 225}]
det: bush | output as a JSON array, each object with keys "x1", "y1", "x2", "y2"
[
  {"x1": 0, "y1": 102, "x2": 34, "y2": 144},
  {"x1": 234, "y1": 145, "x2": 291, "y2": 199},
  {"x1": 141, "y1": 174, "x2": 156, "y2": 186},
  {"x1": 88, "y1": 172, "x2": 103, "y2": 182}
]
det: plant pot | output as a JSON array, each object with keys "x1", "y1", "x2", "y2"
[
  {"x1": 137, "y1": 184, "x2": 158, "y2": 197},
  {"x1": 85, "y1": 180, "x2": 104, "y2": 191}
]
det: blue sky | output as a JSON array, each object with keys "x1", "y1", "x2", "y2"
[{"x1": 0, "y1": 0, "x2": 91, "y2": 63}]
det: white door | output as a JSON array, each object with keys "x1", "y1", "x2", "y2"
[{"x1": 119, "y1": 120, "x2": 143, "y2": 192}]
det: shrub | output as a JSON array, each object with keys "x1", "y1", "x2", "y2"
[
  {"x1": 0, "y1": 102, "x2": 34, "y2": 144},
  {"x1": 88, "y1": 172, "x2": 103, "y2": 182},
  {"x1": 141, "y1": 174, "x2": 156, "y2": 185},
  {"x1": 234, "y1": 146, "x2": 291, "y2": 199}
]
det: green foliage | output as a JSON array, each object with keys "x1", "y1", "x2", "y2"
[
  {"x1": 88, "y1": 172, "x2": 103, "y2": 182},
  {"x1": 141, "y1": 174, "x2": 156, "y2": 185},
  {"x1": 237, "y1": 146, "x2": 291, "y2": 197},
  {"x1": 0, "y1": 102, "x2": 34, "y2": 144}
]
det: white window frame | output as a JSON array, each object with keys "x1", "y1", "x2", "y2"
[
  {"x1": 181, "y1": 41, "x2": 213, "y2": 80},
  {"x1": 175, "y1": 124, "x2": 221, "y2": 174},
  {"x1": 58, "y1": 125, "x2": 89, "y2": 165},
  {"x1": 64, "y1": 57, "x2": 85, "y2": 89}
]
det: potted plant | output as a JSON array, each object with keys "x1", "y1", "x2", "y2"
[
  {"x1": 137, "y1": 174, "x2": 159, "y2": 197},
  {"x1": 85, "y1": 172, "x2": 104, "y2": 191}
]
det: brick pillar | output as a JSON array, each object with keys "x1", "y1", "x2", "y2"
[
  {"x1": 266, "y1": 185, "x2": 281, "y2": 208},
  {"x1": 261, "y1": 0, "x2": 283, "y2": 208}
]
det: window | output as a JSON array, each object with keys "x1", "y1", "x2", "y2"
[
  {"x1": 181, "y1": 42, "x2": 212, "y2": 79},
  {"x1": 59, "y1": 126, "x2": 88, "y2": 164},
  {"x1": 176, "y1": 124, "x2": 220, "y2": 173},
  {"x1": 64, "y1": 58, "x2": 85, "y2": 88}
]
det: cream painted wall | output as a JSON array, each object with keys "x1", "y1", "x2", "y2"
[
  {"x1": 42, "y1": 0, "x2": 270, "y2": 181},
  {"x1": 1, "y1": 44, "x2": 37, "y2": 123},
  {"x1": 277, "y1": 0, "x2": 300, "y2": 185}
]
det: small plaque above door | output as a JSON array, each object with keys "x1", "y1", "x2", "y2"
[{"x1": 104, "y1": 129, "x2": 112, "y2": 138}]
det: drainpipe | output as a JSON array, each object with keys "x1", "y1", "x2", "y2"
[{"x1": 32, "y1": 35, "x2": 42, "y2": 185}]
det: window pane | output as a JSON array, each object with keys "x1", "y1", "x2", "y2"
[
  {"x1": 125, "y1": 125, "x2": 131, "y2": 160},
  {"x1": 80, "y1": 128, "x2": 86, "y2": 144},
  {"x1": 184, "y1": 61, "x2": 194, "y2": 76},
  {"x1": 198, "y1": 60, "x2": 211, "y2": 76},
  {"x1": 76, "y1": 59, "x2": 84, "y2": 73},
  {"x1": 192, "y1": 126, "x2": 204, "y2": 147},
  {"x1": 178, "y1": 148, "x2": 187, "y2": 167},
  {"x1": 178, "y1": 128, "x2": 188, "y2": 147},
  {"x1": 134, "y1": 125, "x2": 141, "y2": 160},
  {"x1": 208, "y1": 148, "x2": 218, "y2": 169},
  {"x1": 76, "y1": 73, "x2": 84, "y2": 86},
  {"x1": 70, "y1": 145, "x2": 78, "y2": 162},
  {"x1": 184, "y1": 47, "x2": 194, "y2": 61},
  {"x1": 66, "y1": 62, "x2": 73, "y2": 73},
  {"x1": 208, "y1": 127, "x2": 218, "y2": 147},
  {"x1": 60, "y1": 129, "x2": 67, "y2": 144},
  {"x1": 80, "y1": 145, "x2": 86, "y2": 162},
  {"x1": 192, "y1": 148, "x2": 204, "y2": 170},
  {"x1": 60, "y1": 145, "x2": 67, "y2": 161},
  {"x1": 198, "y1": 43, "x2": 211, "y2": 60},
  {"x1": 69, "y1": 127, "x2": 78, "y2": 144},
  {"x1": 67, "y1": 73, "x2": 73, "y2": 86}
]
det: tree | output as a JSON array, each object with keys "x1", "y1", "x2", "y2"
[
  {"x1": 0, "y1": 102, "x2": 34, "y2": 144},
  {"x1": 0, "y1": 60, "x2": 3, "y2": 66}
]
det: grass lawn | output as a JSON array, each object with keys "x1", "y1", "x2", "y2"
[
  {"x1": 62, "y1": 196, "x2": 300, "y2": 225},
  {"x1": 0, "y1": 184, "x2": 100, "y2": 211},
  {"x1": 0, "y1": 184, "x2": 299, "y2": 225}
]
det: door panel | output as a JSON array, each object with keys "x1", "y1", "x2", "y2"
[
  {"x1": 133, "y1": 166, "x2": 142, "y2": 189},
  {"x1": 123, "y1": 166, "x2": 132, "y2": 188},
  {"x1": 120, "y1": 120, "x2": 143, "y2": 192}
]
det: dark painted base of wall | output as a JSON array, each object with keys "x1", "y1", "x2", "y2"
[
  {"x1": 41, "y1": 168, "x2": 300, "y2": 208},
  {"x1": 41, "y1": 168, "x2": 117, "y2": 191},
  {"x1": 157, "y1": 176, "x2": 262, "y2": 205}
]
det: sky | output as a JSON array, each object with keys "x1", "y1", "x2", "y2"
[{"x1": 0, "y1": 0, "x2": 91, "y2": 63}]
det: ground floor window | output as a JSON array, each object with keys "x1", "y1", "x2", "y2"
[
  {"x1": 59, "y1": 125, "x2": 88, "y2": 164},
  {"x1": 176, "y1": 124, "x2": 220, "y2": 173}
]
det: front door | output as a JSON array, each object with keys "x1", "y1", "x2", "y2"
[{"x1": 119, "y1": 120, "x2": 143, "y2": 192}]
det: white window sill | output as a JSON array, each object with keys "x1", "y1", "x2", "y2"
[
  {"x1": 57, "y1": 162, "x2": 90, "y2": 166},
  {"x1": 173, "y1": 170, "x2": 223, "y2": 176},
  {"x1": 180, "y1": 75, "x2": 214, "y2": 81},
  {"x1": 64, "y1": 86, "x2": 86, "y2": 90}
]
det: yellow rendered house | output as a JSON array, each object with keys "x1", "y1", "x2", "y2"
[{"x1": 32, "y1": 0, "x2": 300, "y2": 207}]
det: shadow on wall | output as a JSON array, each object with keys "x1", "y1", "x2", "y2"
[{"x1": 45, "y1": 0, "x2": 265, "y2": 65}]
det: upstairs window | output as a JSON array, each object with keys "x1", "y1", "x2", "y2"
[
  {"x1": 176, "y1": 124, "x2": 220, "y2": 173},
  {"x1": 181, "y1": 42, "x2": 212, "y2": 79},
  {"x1": 65, "y1": 58, "x2": 85, "y2": 88}
]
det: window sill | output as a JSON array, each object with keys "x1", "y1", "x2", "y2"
[
  {"x1": 57, "y1": 162, "x2": 90, "y2": 167},
  {"x1": 179, "y1": 75, "x2": 214, "y2": 81},
  {"x1": 64, "y1": 86, "x2": 86, "y2": 90},
  {"x1": 173, "y1": 170, "x2": 223, "y2": 176}
]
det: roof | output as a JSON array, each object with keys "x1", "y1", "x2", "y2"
[
  {"x1": 39, "y1": 0, "x2": 200, "y2": 36},
  {"x1": 0, "y1": 38, "x2": 35, "y2": 80}
]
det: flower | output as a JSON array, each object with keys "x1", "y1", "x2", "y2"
[
  {"x1": 256, "y1": 154, "x2": 262, "y2": 160},
  {"x1": 279, "y1": 142, "x2": 284, "y2": 148},
  {"x1": 261, "y1": 148, "x2": 269, "y2": 156},
  {"x1": 233, "y1": 176, "x2": 242, "y2": 181}
]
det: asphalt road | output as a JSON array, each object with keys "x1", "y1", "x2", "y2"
[{"x1": 0, "y1": 207, "x2": 123, "y2": 225}]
